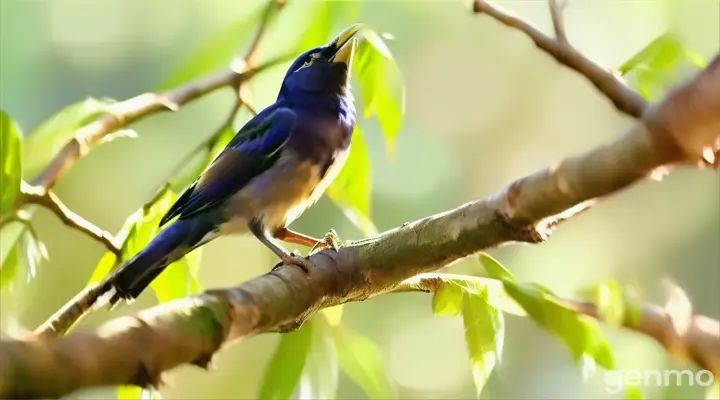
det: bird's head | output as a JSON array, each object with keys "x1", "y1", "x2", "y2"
[{"x1": 278, "y1": 24, "x2": 361, "y2": 102}]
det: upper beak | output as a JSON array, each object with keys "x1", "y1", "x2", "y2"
[{"x1": 330, "y1": 24, "x2": 362, "y2": 66}]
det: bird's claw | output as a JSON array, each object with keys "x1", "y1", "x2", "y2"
[
  {"x1": 310, "y1": 228, "x2": 342, "y2": 254},
  {"x1": 272, "y1": 251, "x2": 313, "y2": 274}
]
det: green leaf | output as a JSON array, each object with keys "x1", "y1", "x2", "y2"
[
  {"x1": 157, "y1": 6, "x2": 263, "y2": 90},
  {"x1": 462, "y1": 289, "x2": 504, "y2": 397},
  {"x1": 588, "y1": 280, "x2": 626, "y2": 327},
  {"x1": 354, "y1": 31, "x2": 405, "y2": 156},
  {"x1": 625, "y1": 384, "x2": 644, "y2": 400},
  {"x1": 259, "y1": 321, "x2": 314, "y2": 400},
  {"x1": 503, "y1": 281, "x2": 615, "y2": 369},
  {"x1": 24, "y1": 98, "x2": 115, "y2": 177},
  {"x1": 0, "y1": 242, "x2": 19, "y2": 290},
  {"x1": 333, "y1": 325, "x2": 397, "y2": 399},
  {"x1": 432, "y1": 281, "x2": 463, "y2": 317},
  {"x1": 431, "y1": 276, "x2": 525, "y2": 317},
  {"x1": 326, "y1": 127, "x2": 377, "y2": 236},
  {"x1": 117, "y1": 385, "x2": 162, "y2": 400},
  {"x1": 478, "y1": 253, "x2": 515, "y2": 282},
  {"x1": 618, "y1": 32, "x2": 705, "y2": 101},
  {"x1": 299, "y1": 317, "x2": 339, "y2": 399},
  {"x1": 0, "y1": 110, "x2": 23, "y2": 215}
]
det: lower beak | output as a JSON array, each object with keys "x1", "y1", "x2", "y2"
[{"x1": 331, "y1": 37, "x2": 358, "y2": 67}]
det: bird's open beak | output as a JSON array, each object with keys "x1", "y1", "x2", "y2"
[{"x1": 330, "y1": 24, "x2": 362, "y2": 67}]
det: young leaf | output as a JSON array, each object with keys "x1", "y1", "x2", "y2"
[
  {"x1": 157, "y1": 6, "x2": 264, "y2": 90},
  {"x1": 0, "y1": 110, "x2": 23, "y2": 215},
  {"x1": 326, "y1": 127, "x2": 378, "y2": 236},
  {"x1": 431, "y1": 276, "x2": 525, "y2": 317},
  {"x1": 478, "y1": 253, "x2": 515, "y2": 282},
  {"x1": 0, "y1": 243, "x2": 19, "y2": 290},
  {"x1": 24, "y1": 98, "x2": 115, "y2": 176},
  {"x1": 117, "y1": 385, "x2": 162, "y2": 400},
  {"x1": 432, "y1": 281, "x2": 463, "y2": 317},
  {"x1": 354, "y1": 32, "x2": 405, "y2": 156},
  {"x1": 503, "y1": 281, "x2": 615, "y2": 369},
  {"x1": 333, "y1": 325, "x2": 397, "y2": 399},
  {"x1": 462, "y1": 290, "x2": 505, "y2": 397},
  {"x1": 298, "y1": 317, "x2": 339, "y2": 399},
  {"x1": 259, "y1": 322, "x2": 314, "y2": 400},
  {"x1": 585, "y1": 280, "x2": 626, "y2": 328},
  {"x1": 618, "y1": 32, "x2": 706, "y2": 101}
]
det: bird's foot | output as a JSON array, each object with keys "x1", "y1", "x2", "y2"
[
  {"x1": 271, "y1": 251, "x2": 314, "y2": 274},
  {"x1": 310, "y1": 229, "x2": 342, "y2": 254}
]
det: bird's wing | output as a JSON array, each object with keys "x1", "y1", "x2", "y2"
[{"x1": 159, "y1": 107, "x2": 297, "y2": 226}]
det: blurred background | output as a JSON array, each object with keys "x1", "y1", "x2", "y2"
[{"x1": 1, "y1": 0, "x2": 718, "y2": 398}]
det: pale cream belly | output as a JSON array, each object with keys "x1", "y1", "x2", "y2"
[{"x1": 217, "y1": 147, "x2": 349, "y2": 235}]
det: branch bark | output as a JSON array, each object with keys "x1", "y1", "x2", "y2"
[{"x1": 2, "y1": 50, "x2": 719, "y2": 398}]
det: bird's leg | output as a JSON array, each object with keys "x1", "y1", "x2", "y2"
[
  {"x1": 249, "y1": 221, "x2": 313, "y2": 273},
  {"x1": 273, "y1": 227, "x2": 342, "y2": 254}
]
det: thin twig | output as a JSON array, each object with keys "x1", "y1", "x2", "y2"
[
  {"x1": 549, "y1": 0, "x2": 568, "y2": 44},
  {"x1": 21, "y1": 184, "x2": 121, "y2": 256},
  {"x1": 473, "y1": 0, "x2": 647, "y2": 118}
]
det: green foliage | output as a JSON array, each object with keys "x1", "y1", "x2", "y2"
[
  {"x1": 432, "y1": 276, "x2": 505, "y2": 396},
  {"x1": 354, "y1": 29, "x2": 405, "y2": 157},
  {"x1": 23, "y1": 98, "x2": 117, "y2": 177},
  {"x1": 260, "y1": 321, "x2": 314, "y2": 400},
  {"x1": 333, "y1": 325, "x2": 397, "y2": 399},
  {"x1": 618, "y1": 32, "x2": 707, "y2": 101},
  {"x1": 0, "y1": 224, "x2": 47, "y2": 292},
  {"x1": 157, "y1": 6, "x2": 264, "y2": 90},
  {"x1": 326, "y1": 127, "x2": 378, "y2": 236},
  {"x1": 116, "y1": 385, "x2": 162, "y2": 400},
  {"x1": 580, "y1": 279, "x2": 627, "y2": 328},
  {"x1": 86, "y1": 187, "x2": 202, "y2": 303},
  {"x1": 0, "y1": 110, "x2": 23, "y2": 215}
]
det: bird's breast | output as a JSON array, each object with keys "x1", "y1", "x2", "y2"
[{"x1": 221, "y1": 145, "x2": 350, "y2": 233}]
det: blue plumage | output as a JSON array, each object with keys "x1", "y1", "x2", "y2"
[{"x1": 102, "y1": 25, "x2": 362, "y2": 305}]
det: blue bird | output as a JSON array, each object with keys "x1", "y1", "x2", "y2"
[{"x1": 99, "y1": 25, "x2": 362, "y2": 306}]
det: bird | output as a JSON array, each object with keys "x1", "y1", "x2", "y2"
[{"x1": 97, "y1": 24, "x2": 362, "y2": 307}]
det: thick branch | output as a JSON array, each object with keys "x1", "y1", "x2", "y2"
[
  {"x1": 473, "y1": 0, "x2": 648, "y2": 118},
  {"x1": 3, "y1": 52, "x2": 719, "y2": 398}
]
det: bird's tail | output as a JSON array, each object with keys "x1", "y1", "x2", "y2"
[{"x1": 97, "y1": 218, "x2": 216, "y2": 308}]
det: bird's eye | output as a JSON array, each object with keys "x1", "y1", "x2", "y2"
[{"x1": 294, "y1": 51, "x2": 323, "y2": 72}]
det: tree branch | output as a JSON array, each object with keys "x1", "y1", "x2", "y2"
[
  {"x1": 473, "y1": 0, "x2": 648, "y2": 118},
  {"x1": 3, "y1": 51, "x2": 719, "y2": 398},
  {"x1": 20, "y1": 182, "x2": 121, "y2": 256},
  {"x1": 548, "y1": 0, "x2": 568, "y2": 44}
]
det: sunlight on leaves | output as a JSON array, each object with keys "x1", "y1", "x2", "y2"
[
  {"x1": 333, "y1": 325, "x2": 397, "y2": 399},
  {"x1": 322, "y1": 305, "x2": 344, "y2": 326},
  {"x1": 117, "y1": 385, "x2": 162, "y2": 400},
  {"x1": 463, "y1": 290, "x2": 505, "y2": 397},
  {"x1": 1, "y1": 110, "x2": 23, "y2": 215},
  {"x1": 431, "y1": 275, "x2": 505, "y2": 397},
  {"x1": 503, "y1": 281, "x2": 615, "y2": 370},
  {"x1": 0, "y1": 243, "x2": 19, "y2": 291},
  {"x1": 157, "y1": 5, "x2": 264, "y2": 90},
  {"x1": 326, "y1": 127, "x2": 377, "y2": 236},
  {"x1": 354, "y1": 30, "x2": 406, "y2": 157},
  {"x1": 24, "y1": 98, "x2": 115, "y2": 177},
  {"x1": 478, "y1": 252, "x2": 515, "y2": 283},
  {"x1": 299, "y1": 317, "x2": 339, "y2": 399},
  {"x1": 581, "y1": 279, "x2": 626, "y2": 328},
  {"x1": 618, "y1": 32, "x2": 707, "y2": 101},
  {"x1": 259, "y1": 321, "x2": 314, "y2": 400},
  {"x1": 430, "y1": 275, "x2": 525, "y2": 317}
]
